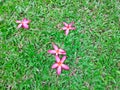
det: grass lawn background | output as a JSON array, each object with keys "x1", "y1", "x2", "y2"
[{"x1": 0, "y1": 0, "x2": 120, "y2": 90}]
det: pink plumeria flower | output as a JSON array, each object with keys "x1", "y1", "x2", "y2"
[
  {"x1": 52, "y1": 56, "x2": 69, "y2": 75},
  {"x1": 48, "y1": 43, "x2": 66, "y2": 56},
  {"x1": 62, "y1": 22, "x2": 76, "y2": 35},
  {"x1": 16, "y1": 18, "x2": 31, "y2": 29}
]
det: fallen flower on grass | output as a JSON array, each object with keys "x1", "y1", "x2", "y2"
[
  {"x1": 16, "y1": 18, "x2": 31, "y2": 29},
  {"x1": 48, "y1": 43, "x2": 66, "y2": 56},
  {"x1": 52, "y1": 56, "x2": 69, "y2": 75},
  {"x1": 62, "y1": 22, "x2": 76, "y2": 35}
]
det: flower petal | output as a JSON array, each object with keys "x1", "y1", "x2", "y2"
[
  {"x1": 71, "y1": 27, "x2": 76, "y2": 30},
  {"x1": 62, "y1": 27, "x2": 67, "y2": 30},
  {"x1": 65, "y1": 29, "x2": 69, "y2": 35},
  {"x1": 59, "y1": 49, "x2": 66, "y2": 55},
  {"x1": 61, "y1": 56, "x2": 66, "y2": 63},
  {"x1": 52, "y1": 43, "x2": 58, "y2": 50},
  {"x1": 63, "y1": 22, "x2": 68, "y2": 26},
  {"x1": 23, "y1": 24, "x2": 29, "y2": 29},
  {"x1": 48, "y1": 50, "x2": 56, "y2": 54},
  {"x1": 23, "y1": 18, "x2": 31, "y2": 23},
  {"x1": 17, "y1": 24, "x2": 22, "y2": 29},
  {"x1": 52, "y1": 63, "x2": 58, "y2": 69},
  {"x1": 16, "y1": 20, "x2": 21, "y2": 23},
  {"x1": 23, "y1": 18, "x2": 28, "y2": 21},
  {"x1": 24, "y1": 20, "x2": 31, "y2": 24},
  {"x1": 57, "y1": 66, "x2": 61, "y2": 75},
  {"x1": 61, "y1": 64, "x2": 69, "y2": 70},
  {"x1": 55, "y1": 55, "x2": 60, "y2": 62},
  {"x1": 69, "y1": 22, "x2": 74, "y2": 26}
]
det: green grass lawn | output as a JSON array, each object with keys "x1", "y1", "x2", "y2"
[{"x1": 0, "y1": 0, "x2": 120, "y2": 90}]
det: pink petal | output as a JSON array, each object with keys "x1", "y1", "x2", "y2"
[
  {"x1": 71, "y1": 27, "x2": 76, "y2": 30},
  {"x1": 16, "y1": 20, "x2": 21, "y2": 23},
  {"x1": 59, "y1": 49, "x2": 66, "y2": 55},
  {"x1": 57, "y1": 66, "x2": 61, "y2": 75},
  {"x1": 63, "y1": 22, "x2": 68, "y2": 26},
  {"x1": 24, "y1": 20, "x2": 30, "y2": 23},
  {"x1": 23, "y1": 18, "x2": 28, "y2": 21},
  {"x1": 61, "y1": 64, "x2": 69, "y2": 70},
  {"x1": 60, "y1": 52, "x2": 66, "y2": 55},
  {"x1": 69, "y1": 22, "x2": 74, "y2": 26},
  {"x1": 48, "y1": 50, "x2": 56, "y2": 54},
  {"x1": 62, "y1": 27, "x2": 67, "y2": 30},
  {"x1": 23, "y1": 18, "x2": 30, "y2": 23},
  {"x1": 22, "y1": 24, "x2": 29, "y2": 29},
  {"x1": 61, "y1": 56, "x2": 66, "y2": 63},
  {"x1": 52, "y1": 63, "x2": 58, "y2": 69},
  {"x1": 52, "y1": 43, "x2": 58, "y2": 50},
  {"x1": 17, "y1": 24, "x2": 22, "y2": 29},
  {"x1": 55, "y1": 55, "x2": 60, "y2": 62},
  {"x1": 65, "y1": 29, "x2": 69, "y2": 35},
  {"x1": 24, "y1": 20, "x2": 30, "y2": 24},
  {"x1": 59, "y1": 49, "x2": 65, "y2": 52}
]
